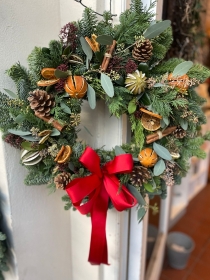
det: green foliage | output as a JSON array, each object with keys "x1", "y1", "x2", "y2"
[
  {"x1": 62, "y1": 195, "x2": 73, "y2": 210},
  {"x1": 78, "y1": 8, "x2": 98, "y2": 37},
  {"x1": 151, "y1": 58, "x2": 185, "y2": 75},
  {"x1": 188, "y1": 64, "x2": 210, "y2": 83},
  {"x1": 49, "y1": 40, "x2": 63, "y2": 66}
]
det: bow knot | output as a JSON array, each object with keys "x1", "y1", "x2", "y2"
[{"x1": 66, "y1": 146, "x2": 137, "y2": 264}]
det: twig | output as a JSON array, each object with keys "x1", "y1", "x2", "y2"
[{"x1": 74, "y1": 0, "x2": 117, "y2": 18}]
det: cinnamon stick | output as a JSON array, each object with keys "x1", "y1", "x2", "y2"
[
  {"x1": 146, "y1": 126, "x2": 177, "y2": 144},
  {"x1": 101, "y1": 40, "x2": 117, "y2": 72},
  {"x1": 35, "y1": 112, "x2": 66, "y2": 132}
]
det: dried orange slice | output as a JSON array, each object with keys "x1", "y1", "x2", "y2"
[
  {"x1": 141, "y1": 113, "x2": 161, "y2": 131},
  {"x1": 138, "y1": 148, "x2": 158, "y2": 167},
  {"x1": 37, "y1": 79, "x2": 60, "y2": 87},
  {"x1": 140, "y1": 108, "x2": 162, "y2": 119},
  {"x1": 54, "y1": 145, "x2": 72, "y2": 163},
  {"x1": 41, "y1": 68, "x2": 56, "y2": 79}
]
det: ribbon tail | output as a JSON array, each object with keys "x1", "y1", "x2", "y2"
[{"x1": 88, "y1": 184, "x2": 109, "y2": 265}]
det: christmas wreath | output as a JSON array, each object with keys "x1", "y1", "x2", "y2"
[{"x1": 1, "y1": 0, "x2": 210, "y2": 264}]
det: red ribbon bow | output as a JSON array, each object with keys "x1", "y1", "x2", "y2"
[{"x1": 65, "y1": 146, "x2": 137, "y2": 265}]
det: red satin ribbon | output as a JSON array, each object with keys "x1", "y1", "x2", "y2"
[{"x1": 65, "y1": 146, "x2": 137, "y2": 265}]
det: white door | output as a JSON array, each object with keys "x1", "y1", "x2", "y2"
[{"x1": 0, "y1": 1, "x2": 161, "y2": 280}]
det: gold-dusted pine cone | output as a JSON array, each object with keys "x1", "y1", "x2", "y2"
[
  {"x1": 125, "y1": 70, "x2": 147, "y2": 94},
  {"x1": 54, "y1": 172, "x2": 71, "y2": 190},
  {"x1": 132, "y1": 39, "x2": 153, "y2": 62},
  {"x1": 130, "y1": 166, "x2": 151, "y2": 189},
  {"x1": 172, "y1": 127, "x2": 187, "y2": 139},
  {"x1": 28, "y1": 89, "x2": 55, "y2": 117}
]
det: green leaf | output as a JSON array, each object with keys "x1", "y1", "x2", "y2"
[
  {"x1": 100, "y1": 73, "x2": 114, "y2": 97},
  {"x1": 0, "y1": 232, "x2": 6, "y2": 241},
  {"x1": 80, "y1": 37, "x2": 93, "y2": 60},
  {"x1": 8, "y1": 129, "x2": 31, "y2": 136},
  {"x1": 83, "y1": 125, "x2": 93, "y2": 137},
  {"x1": 4, "y1": 88, "x2": 18, "y2": 99},
  {"x1": 87, "y1": 84, "x2": 96, "y2": 109},
  {"x1": 140, "y1": 92, "x2": 151, "y2": 105},
  {"x1": 163, "y1": 117, "x2": 169, "y2": 126},
  {"x1": 143, "y1": 20, "x2": 171, "y2": 39},
  {"x1": 63, "y1": 45, "x2": 71, "y2": 55},
  {"x1": 95, "y1": 51, "x2": 104, "y2": 63},
  {"x1": 138, "y1": 63, "x2": 149, "y2": 74},
  {"x1": 144, "y1": 182, "x2": 154, "y2": 192},
  {"x1": 153, "y1": 159, "x2": 166, "y2": 176},
  {"x1": 153, "y1": 83, "x2": 164, "y2": 87},
  {"x1": 86, "y1": 57, "x2": 90, "y2": 69},
  {"x1": 15, "y1": 114, "x2": 26, "y2": 124},
  {"x1": 54, "y1": 69, "x2": 69, "y2": 79},
  {"x1": 21, "y1": 135, "x2": 39, "y2": 141},
  {"x1": 160, "y1": 119, "x2": 166, "y2": 128},
  {"x1": 138, "y1": 207, "x2": 146, "y2": 222},
  {"x1": 115, "y1": 76, "x2": 125, "y2": 86},
  {"x1": 60, "y1": 102, "x2": 71, "y2": 114},
  {"x1": 153, "y1": 142, "x2": 172, "y2": 160},
  {"x1": 50, "y1": 128, "x2": 60, "y2": 136},
  {"x1": 180, "y1": 119, "x2": 188, "y2": 130},
  {"x1": 115, "y1": 146, "x2": 126, "y2": 155},
  {"x1": 126, "y1": 184, "x2": 146, "y2": 206},
  {"x1": 96, "y1": 35, "x2": 113, "y2": 45},
  {"x1": 21, "y1": 141, "x2": 35, "y2": 151},
  {"x1": 172, "y1": 61, "x2": 193, "y2": 77},
  {"x1": 128, "y1": 99, "x2": 137, "y2": 114}
]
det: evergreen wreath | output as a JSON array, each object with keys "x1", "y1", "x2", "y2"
[{"x1": 1, "y1": 0, "x2": 210, "y2": 264}]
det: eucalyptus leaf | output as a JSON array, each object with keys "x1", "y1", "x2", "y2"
[
  {"x1": 68, "y1": 162, "x2": 75, "y2": 172},
  {"x1": 4, "y1": 88, "x2": 17, "y2": 99},
  {"x1": 15, "y1": 114, "x2": 26, "y2": 124},
  {"x1": 8, "y1": 129, "x2": 31, "y2": 136},
  {"x1": 138, "y1": 63, "x2": 149, "y2": 74},
  {"x1": 87, "y1": 84, "x2": 96, "y2": 109},
  {"x1": 163, "y1": 117, "x2": 169, "y2": 126},
  {"x1": 21, "y1": 141, "x2": 34, "y2": 151},
  {"x1": 133, "y1": 157, "x2": 139, "y2": 162},
  {"x1": 144, "y1": 182, "x2": 154, "y2": 193},
  {"x1": 160, "y1": 119, "x2": 166, "y2": 128},
  {"x1": 140, "y1": 92, "x2": 151, "y2": 105},
  {"x1": 143, "y1": 20, "x2": 171, "y2": 39},
  {"x1": 80, "y1": 37, "x2": 92, "y2": 60},
  {"x1": 115, "y1": 146, "x2": 126, "y2": 155},
  {"x1": 180, "y1": 119, "x2": 188, "y2": 130},
  {"x1": 153, "y1": 142, "x2": 172, "y2": 160},
  {"x1": 86, "y1": 57, "x2": 90, "y2": 69},
  {"x1": 126, "y1": 184, "x2": 146, "y2": 206},
  {"x1": 172, "y1": 61, "x2": 193, "y2": 77},
  {"x1": 115, "y1": 76, "x2": 125, "y2": 86},
  {"x1": 153, "y1": 159, "x2": 166, "y2": 176},
  {"x1": 138, "y1": 207, "x2": 146, "y2": 222},
  {"x1": 96, "y1": 35, "x2": 113, "y2": 45},
  {"x1": 54, "y1": 69, "x2": 69, "y2": 79},
  {"x1": 50, "y1": 128, "x2": 60, "y2": 136},
  {"x1": 21, "y1": 135, "x2": 39, "y2": 141},
  {"x1": 128, "y1": 99, "x2": 137, "y2": 114},
  {"x1": 60, "y1": 102, "x2": 71, "y2": 114},
  {"x1": 153, "y1": 83, "x2": 164, "y2": 87},
  {"x1": 100, "y1": 73, "x2": 114, "y2": 97}
]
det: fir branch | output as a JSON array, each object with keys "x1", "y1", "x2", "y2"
[
  {"x1": 78, "y1": 7, "x2": 98, "y2": 37},
  {"x1": 49, "y1": 40, "x2": 63, "y2": 66}
]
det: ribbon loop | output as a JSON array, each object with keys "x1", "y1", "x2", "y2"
[{"x1": 65, "y1": 146, "x2": 137, "y2": 264}]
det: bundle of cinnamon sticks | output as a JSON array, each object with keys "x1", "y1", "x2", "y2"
[
  {"x1": 146, "y1": 126, "x2": 177, "y2": 144},
  {"x1": 101, "y1": 40, "x2": 116, "y2": 72},
  {"x1": 35, "y1": 112, "x2": 66, "y2": 132}
]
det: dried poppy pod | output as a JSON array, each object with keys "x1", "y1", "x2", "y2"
[
  {"x1": 140, "y1": 108, "x2": 162, "y2": 131},
  {"x1": 138, "y1": 148, "x2": 158, "y2": 168},
  {"x1": 168, "y1": 73, "x2": 189, "y2": 92},
  {"x1": 64, "y1": 76, "x2": 88, "y2": 98}
]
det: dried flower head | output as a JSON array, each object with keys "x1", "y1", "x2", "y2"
[{"x1": 59, "y1": 22, "x2": 78, "y2": 50}]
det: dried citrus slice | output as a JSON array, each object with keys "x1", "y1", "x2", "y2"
[
  {"x1": 140, "y1": 108, "x2": 162, "y2": 119},
  {"x1": 54, "y1": 145, "x2": 72, "y2": 163},
  {"x1": 41, "y1": 68, "x2": 56, "y2": 79},
  {"x1": 37, "y1": 79, "x2": 60, "y2": 87},
  {"x1": 138, "y1": 148, "x2": 158, "y2": 167},
  {"x1": 141, "y1": 113, "x2": 161, "y2": 131}
]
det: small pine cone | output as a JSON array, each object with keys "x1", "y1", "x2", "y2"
[
  {"x1": 172, "y1": 126, "x2": 187, "y2": 139},
  {"x1": 28, "y1": 89, "x2": 55, "y2": 117},
  {"x1": 54, "y1": 172, "x2": 71, "y2": 190},
  {"x1": 130, "y1": 166, "x2": 151, "y2": 189},
  {"x1": 132, "y1": 39, "x2": 153, "y2": 62}
]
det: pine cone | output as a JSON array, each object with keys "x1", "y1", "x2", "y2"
[
  {"x1": 28, "y1": 89, "x2": 55, "y2": 117},
  {"x1": 54, "y1": 172, "x2": 71, "y2": 190},
  {"x1": 161, "y1": 161, "x2": 175, "y2": 187},
  {"x1": 130, "y1": 166, "x2": 151, "y2": 189},
  {"x1": 172, "y1": 127, "x2": 186, "y2": 139},
  {"x1": 132, "y1": 39, "x2": 153, "y2": 62}
]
